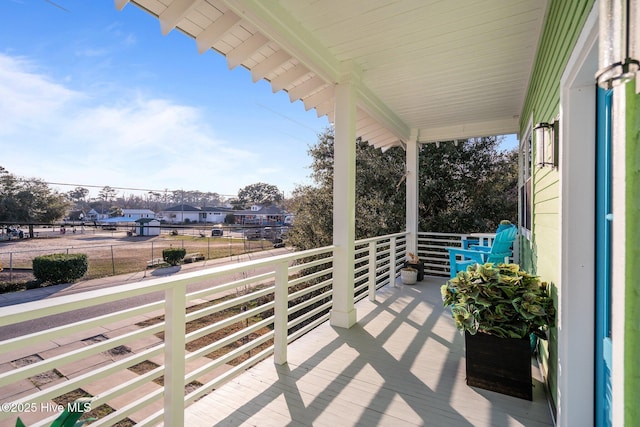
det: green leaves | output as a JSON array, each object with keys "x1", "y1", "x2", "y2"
[
  {"x1": 287, "y1": 128, "x2": 407, "y2": 250},
  {"x1": 0, "y1": 168, "x2": 71, "y2": 224},
  {"x1": 441, "y1": 263, "x2": 555, "y2": 339},
  {"x1": 418, "y1": 137, "x2": 518, "y2": 234}
]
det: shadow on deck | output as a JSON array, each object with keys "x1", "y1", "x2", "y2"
[{"x1": 182, "y1": 277, "x2": 554, "y2": 427}]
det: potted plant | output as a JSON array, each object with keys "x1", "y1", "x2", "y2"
[
  {"x1": 440, "y1": 262, "x2": 555, "y2": 400},
  {"x1": 400, "y1": 265, "x2": 418, "y2": 285},
  {"x1": 403, "y1": 252, "x2": 424, "y2": 281}
]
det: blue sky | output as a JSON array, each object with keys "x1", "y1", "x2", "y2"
[{"x1": 0, "y1": 0, "x2": 517, "y2": 200}]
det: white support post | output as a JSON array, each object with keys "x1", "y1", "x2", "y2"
[
  {"x1": 388, "y1": 236, "x2": 397, "y2": 287},
  {"x1": 331, "y1": 80, "x2": 357, "y2": 329},
  {"x1": 610, "y1": 80, "x2": 627, "y2": 427},
  {"x1": 406, "y1": 131, "x2": 419, "y2": 256},
  {"x1": 164, "y1": 287, "x2": 186, "y2": 427},
  {"x1": 274, "y1": 260, "x2": 289, "y2": 365},
  {"x1": 368, "y1": 241, "x2": 377, "y2": 301}
]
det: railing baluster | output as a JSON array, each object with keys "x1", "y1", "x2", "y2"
[
  {"x1": 368, "y1": 241, "x2": 376, "y2": 301},
  {"x1": 389, "y1": 236, "x2": 397, "y2": 287},
  {"x1": 164, "y1": 286, "x2": 186, "y2": 427},
  {"x1": 274, "y1": 259, "x2": 289, "y2": 365}
]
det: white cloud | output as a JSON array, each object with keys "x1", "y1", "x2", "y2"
[
  {"x1": 0, "y1": 53, "x2": 257, "y2": 196},
  {"x1": 0, "y1": 54, "x2": 81, "y2": 134}
]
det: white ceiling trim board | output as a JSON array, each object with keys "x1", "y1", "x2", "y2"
[
  {"x1": 159, "y1": 0, "x2": 203, "y2": 35},
  {"x1": 417, "y1": 117, "x2": 520, "y2": 143},
  {"x1": 226, "y1": 32, "x2": 270, "y2": 69},
  {"x1": 195, "y1": 11, "x2": 242, "y2": 54},
  {"x1": 287, "y1": 76, "x2": 328, "y2": 102},
  {"x1": 250, "y1": 50, "x2": 291, "y2": 83}
]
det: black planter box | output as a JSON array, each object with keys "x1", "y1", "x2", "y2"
[
  {"x1": 403, "y1": 260, "x2": 424, "y2": 281},
  {"x1": 465, "y1": 332, "x2": 532, "y2": 400}
]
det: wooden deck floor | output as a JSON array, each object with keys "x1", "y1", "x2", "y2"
[{"x1": 182, "y1": 277, "x2": 555, "y2": 427}]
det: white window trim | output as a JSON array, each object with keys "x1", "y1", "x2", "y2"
[
  {"x1": 519, "y1": 117, "x2": 533, "y2": 241},
  {"x1": 557, "y1": 5, "x2": 598, "y2": 426}
]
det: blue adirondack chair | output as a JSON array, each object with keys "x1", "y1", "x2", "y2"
[
  {"x1": 447, "y1": 225, "x2": 518, "y2": 278},
  {"x1": 462, "y1": 220, "x2": 515, "y2": 249}
]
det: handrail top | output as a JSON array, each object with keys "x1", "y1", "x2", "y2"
[
  {"x1": 356, "y1": 231, "x2": 408, "y2": 245},
  {"x1": 0, "y1": 245, "x2": 335, "y2": 326}
]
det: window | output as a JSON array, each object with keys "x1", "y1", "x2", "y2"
[{"x1": 519, "y1": 129, "x2": 532, "y2": 236}]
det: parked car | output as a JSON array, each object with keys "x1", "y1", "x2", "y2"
[
  {"x1": 211, "y1": 228, "x2": 224, "y2": 237},
  {"x1": 244, "y1": 228, "x2": 262, "y2": 239}
]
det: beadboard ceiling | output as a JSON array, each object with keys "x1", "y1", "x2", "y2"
[{"x1": 117, "y1": 0, "x2": 547, "y2": 148}]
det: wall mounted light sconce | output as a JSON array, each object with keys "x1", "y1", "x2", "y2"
[
  {"x1": 596, "y1": 0, "x2": 639, "y2": 89},
  {"x1": 534, "y1": 122, "x2": 555, "y2": 168}
]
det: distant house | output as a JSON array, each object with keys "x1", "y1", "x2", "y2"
[
  {"x1": 234, "y1": 205, "x2": 287, "y2": 226},
  {"x1": 122, "y1": 209, "x2": 156, "y2": 220},
  {"x1": 86, "y1": 208, "x2": 109, "y2": 222},
  {"x1": 201, "y1": 206, "x2": 235, "y2": 224},
  {"x1": 157, "y1": 204, "x2": 201, "y2": 224}
]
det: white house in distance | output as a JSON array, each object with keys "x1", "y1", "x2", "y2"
[
  {"x1": 157, "y1": 204, "x2": 201, "y2": 224},
  {"x1": 234, "y1": 205, "x2": 287, "y2": 225},
  {"x1": 85, "y1": 208, "x2": 109, "y2": 222},
  {"x1": 201, "y1": 206, "x2": 235, "y2": 223},
  {"x1": 158, "y1": 204, "x2": 286, "y2": 225},
  {"x1": 157, "y1": 204, "x2": 234, "y2": 224},
  {"x1": 122, "y1": 209, "x2": 156, "y2": 220}
]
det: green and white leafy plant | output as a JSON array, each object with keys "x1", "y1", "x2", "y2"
[{"x1": 441, "y1": 263, "x2": 555, "y2": 339}]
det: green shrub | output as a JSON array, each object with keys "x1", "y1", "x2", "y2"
[
  {"x1": 32, "y1": 253, "x2": 88, "y2": 285},
  {"x1": 162, "y1": 248, "x2": 186, "y2": 266}
]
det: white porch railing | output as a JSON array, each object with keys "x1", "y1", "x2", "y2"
[
  {"x1": 416, "y1": 231, "x2": 467, "y2": 277},
  {"x1": 417, "y1": 231, "x2": 518, "y2": 277},
  {"x1": 0, "y1": 232, "x2": 407, "y2": 426}
]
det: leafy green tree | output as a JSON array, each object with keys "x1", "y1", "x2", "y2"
[
  {"x1": 237, "y1": 182, "x2": 283, "y2": 207},
  {"x1": 287, "y1": 128, "x2": 406, "y2": 250},
  {"x1": 98, "y1": 186, "x2": 117, "y2": 202},
  {"x1": 287, "y1": 185, "x2": 333, "y2": 249},
  {"x1": 287, "y1": 131, "x2": 517, "y2": 250},
  {"x1": 108, "y1": 206, "x2": 124, "y2": 218},
  {"x1": 418, "y1": 137, "x2": 517, "y2": 233},
  {"x1": 0, "y1": 166, "x2": 71, "y2": 237},
  {"x1": 66, "y1": 187, "x2": 89, "y2": 204}
]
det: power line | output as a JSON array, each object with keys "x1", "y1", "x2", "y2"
[{"x1": 15, "y1": 179, "x2": 238, "y2": 198}]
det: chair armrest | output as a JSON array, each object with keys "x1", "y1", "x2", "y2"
[
  {"x1": 462, "y1": 238, "x2": 479, "y2": 249},
  {"x1": 446, "y1": 247, "x2": 487, "y2": 264},
  {"x1": 469, "y1": 245, "x2": 491, "y2": 252}
]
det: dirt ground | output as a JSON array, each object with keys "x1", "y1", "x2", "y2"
[{"x1": 0, "y1": 227, "x2": 274, "y2": 285}]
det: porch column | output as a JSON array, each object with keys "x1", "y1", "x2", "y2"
[
  {"x1": 331, "y1": 80, "x2": 357, "y2": 329},
  {"x1": 406, "y1": 131, "x2": 419, "y2": 256}
]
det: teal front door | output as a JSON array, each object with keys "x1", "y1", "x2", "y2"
[{"x1": 595, "y1": 87, "x2": 613, "y2": 427}]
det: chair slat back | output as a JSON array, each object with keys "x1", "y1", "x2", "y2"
[{"x1": 486, "y1": 226, "x2": 517, "y2": 263}]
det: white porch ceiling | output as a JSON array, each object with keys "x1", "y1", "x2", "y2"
[{"x1": 117, "y1": 0, "x2": 547, "y2": 148}]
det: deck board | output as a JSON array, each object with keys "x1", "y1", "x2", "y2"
[{"x1": 181, "y1": 278, "x2": 555, "y2": 426}]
